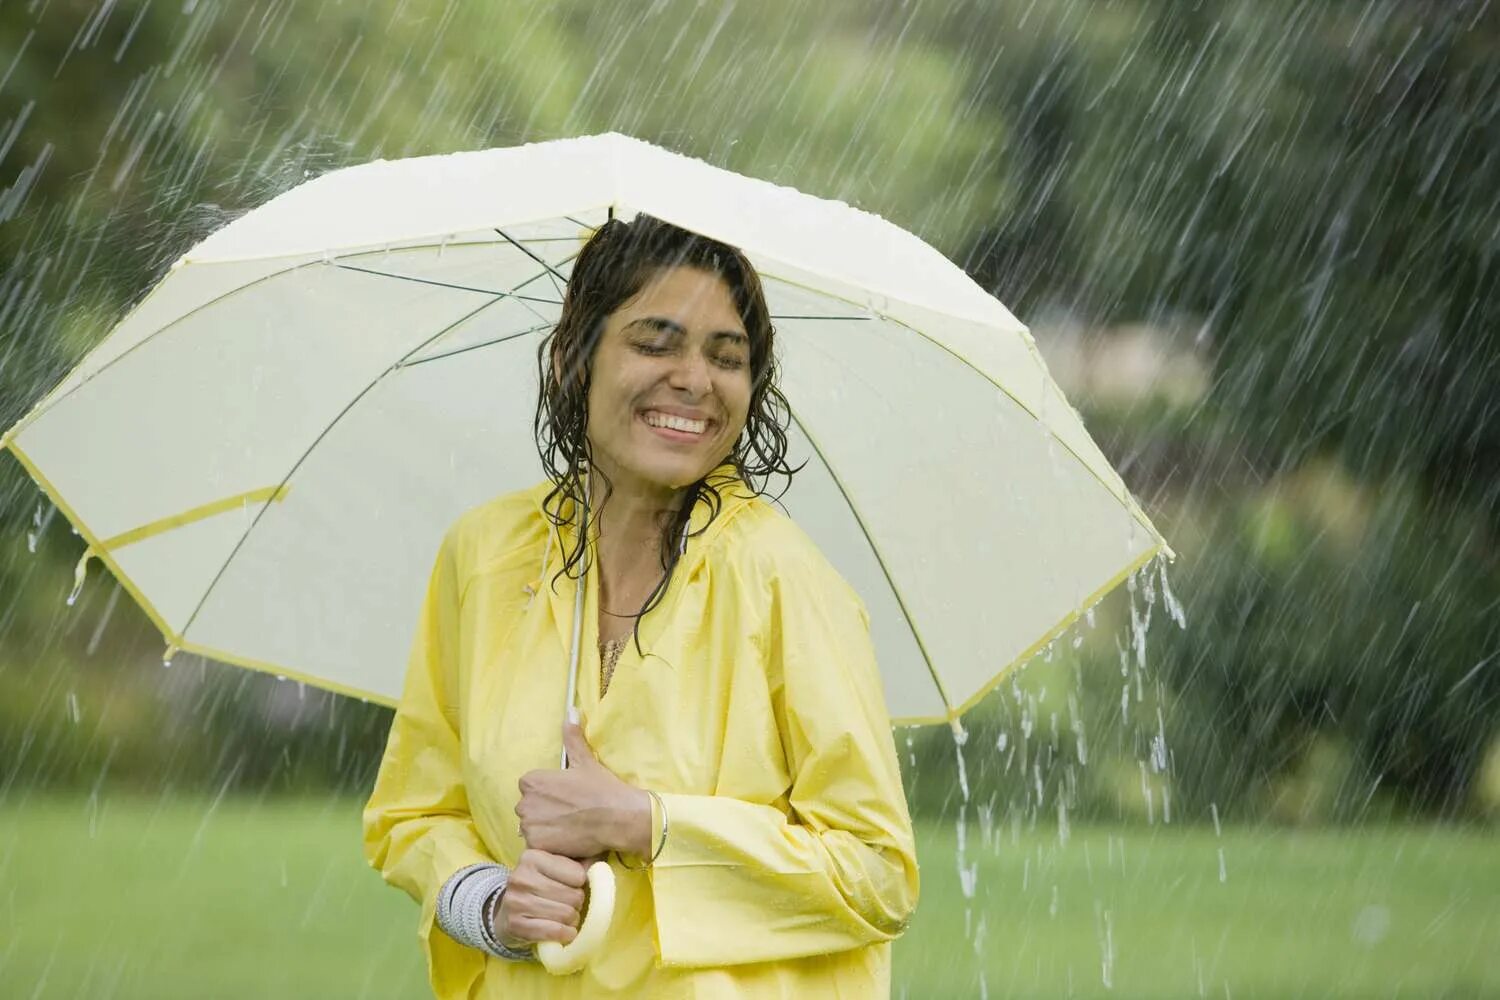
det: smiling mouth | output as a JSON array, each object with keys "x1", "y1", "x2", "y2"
[{"x1": 640, "y1": 409, "x2": 711, "y2": 437}]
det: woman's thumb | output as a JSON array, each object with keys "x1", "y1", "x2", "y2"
[{"x1": 562, "y1": 716, "x2": 595, "y2": 767}]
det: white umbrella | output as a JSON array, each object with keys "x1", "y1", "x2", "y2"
[
  {"x1": 3, "y1": 130, "x2": 1175, "y2": 975},
  {"x1": 1, "y1": 131, "x2": 1171, "y2": 731}
]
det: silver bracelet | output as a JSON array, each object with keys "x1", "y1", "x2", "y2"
[
  {"x1": 436, "y1": 863, "x2": 536, "y2": 962},
  {"x1": 437, "y1": 862, "x2": 491, "y2": 937},
  {"x1": 479, "y1": 883, "x2": 535, "y2": 961}
]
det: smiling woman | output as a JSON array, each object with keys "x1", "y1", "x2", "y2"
[
  {"x1": 363, "y1": 213, "x2": 920, "y2": 998},
  {"x1": 536, "y1": 214, "x2": 797, "y2": 651},
  {"x1": 589, "y1": 270, "x2": 753, "y2": 496}
]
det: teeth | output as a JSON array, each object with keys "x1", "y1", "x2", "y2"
[{"x1": 643, "y1": 411, "x2": 707, "y2": 435}]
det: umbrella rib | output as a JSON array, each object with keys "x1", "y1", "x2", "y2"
[
  {"x1": 332, "y1": 262, "x2": 567, "y2": 305},
  {"x1": 749, "y1": 265, "x2": 1166, "y2": 549},
  {"x1": 176, "y1": 270, "x2": 561, "y2": 640},
  {"x1": 396, "y1": 320, "x2": 554, "y2": 367},
  {"x1": 846, "y1": 306, "x2": 1168, "y2": 554},
  {"x1": 330, "y1": 262, "x2": 514, "y2": 298},
  {"x1": 494, "y1": 227, "x2": 569, "y2": 301},
  {"x1": 10, "y1": 240, "x2": 569, "y2": 438},
  {"x1": 785, "y1": 410, "x2": 957, "y2": 722}
]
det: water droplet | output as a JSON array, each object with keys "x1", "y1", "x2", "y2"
[
  {"x1": 1158, "y1": 557, "x2": 1187, "y2": 629},
  {"x1": 67, "y1": 548, "x2": 95, "y2": 606},
  {"x1": 1352, "y1": 905, "x2": 1390, "y2": 947}
]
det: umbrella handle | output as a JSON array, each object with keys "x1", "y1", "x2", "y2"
[
  {"x1": 535, "y1": 859, "x2": 616, "y2": 975},
  {"x1": 537, "y1": 471, "x2": 617, "y2": 974}
]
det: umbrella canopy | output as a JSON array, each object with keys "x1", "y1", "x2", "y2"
[{"x1": 0, "y1": 131, "x2": 1171, "y2": 728}]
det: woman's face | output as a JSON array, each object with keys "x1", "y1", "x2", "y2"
[{"x1": 584, "y1": 265, "x2": 753, "y2": 495}]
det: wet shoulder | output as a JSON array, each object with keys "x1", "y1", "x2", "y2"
[
  {"x1": 716, "y1": 497, "x2": 868, "y2": 620},
  {"x1": 443, "y1": 485, "x2": 548, "y2": 588}
]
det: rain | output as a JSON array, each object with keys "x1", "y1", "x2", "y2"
[{"x1": 2, "y1": 0, "x2": 1497, "y2": 996}]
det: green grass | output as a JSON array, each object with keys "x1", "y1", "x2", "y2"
[{"x1": 1, "y1": 794, "x2": 1495, "y2": 998}]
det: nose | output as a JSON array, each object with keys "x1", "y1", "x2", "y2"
[{"x1": 667, "y1": 350, "x2": 713, "y2": 398}]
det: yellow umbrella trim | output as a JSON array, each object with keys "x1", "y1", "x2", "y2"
[{"x1": 0, "y1": 438, "x2": 383, "y2": 703}]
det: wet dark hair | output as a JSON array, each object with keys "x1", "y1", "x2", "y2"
[{"x1": 533, "y1": 212, "x2": 800, "y2": 652}]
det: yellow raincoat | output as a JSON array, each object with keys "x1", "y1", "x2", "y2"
[{"x1": 362, "y1": 463, "x2": 920, "y2": 998}]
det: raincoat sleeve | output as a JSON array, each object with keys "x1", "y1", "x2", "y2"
[
  {"x1": 647, "y1": 534, "x2": 921, "y2": 967},
  {"x1": 361, "y1": 523, "x2": 492, "y2": 996}
]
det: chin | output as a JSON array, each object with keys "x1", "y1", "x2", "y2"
[{"x1": 628, "y1": 454, "x2": 717, "y2": 492}]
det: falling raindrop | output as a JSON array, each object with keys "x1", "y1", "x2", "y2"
[
  {"x1": 1096, "y1": 903, "x2": 1115, "y2": 989},
  {"x1": 66, "y1": 548, "x2": 95, "y2": 606},
  {"x1": 1158, "y1": 557, "x2": 1187, "y2": 629},
  {"x1": 87, "y1": 582, "x2": 123, "y2": 656},
  {"x1": 27, "y1": 499, "x2": 56, "y2": 552},
  {"x1": 1150, "y1": 708, "x2": 1169, "y2": 773}
]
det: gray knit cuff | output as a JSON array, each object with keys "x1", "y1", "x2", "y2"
[{"x1": 436, "y1": 863, "x2": 537, "y2": 962}]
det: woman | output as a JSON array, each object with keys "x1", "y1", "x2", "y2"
[{"x1": 363, "y1": 214, "x2": 920, "y2": 997}]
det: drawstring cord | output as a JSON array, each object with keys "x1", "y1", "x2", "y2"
[{"x1": 522, "y1": 525, "x2": 554, "y2": 607}]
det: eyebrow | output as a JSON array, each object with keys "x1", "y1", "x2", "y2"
[{"x1": 625, "y1": 316, "x2": 748, "y2": 344}]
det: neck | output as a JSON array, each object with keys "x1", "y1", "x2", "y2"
[{"x1": 587, "y1": 464, "x2": 688, "y2": 575}]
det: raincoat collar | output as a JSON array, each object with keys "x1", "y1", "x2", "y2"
[
  {"x1": 523, "y1": 460, "x2": 761, "y2": 674},
  {"x1": 526, "y1": 458, "x2": 760, "y2": 577}
]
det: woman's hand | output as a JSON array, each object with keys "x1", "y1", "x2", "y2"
[
  {"x1": 516, "y1": 719, "x2": 652, "y2": 858},
  {"x1": 492, "y1": 848, "x2": 587, "y2": 947}
]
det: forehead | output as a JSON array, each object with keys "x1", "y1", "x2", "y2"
[{"x1": 617, "y1": 266, "x2": 744, "y2": 329}]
